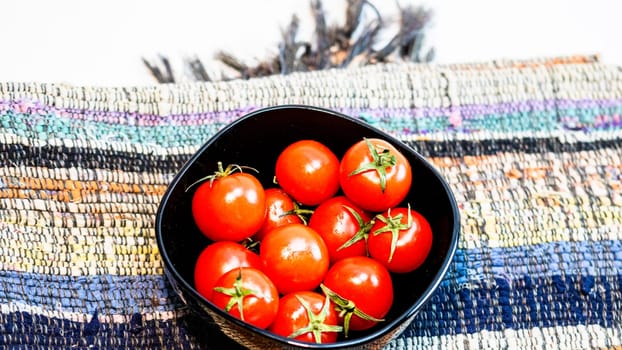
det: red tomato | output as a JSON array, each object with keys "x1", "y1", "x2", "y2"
[
  {"x1": 321, "y1": 256, "x2": 393, "y2": 335},
  {"x1": 339, "y1": 138, "x2": 412, "y2": 212},
  {"x1": 260, "y1": 224, "x2": 330, "y2": 294},
  {"x1": 269, "y1": 291, "x2": 342, "y2": 344},
  {"x1": 191, "y1": 163, "x2": 266, "y2": 242},
  {"x1": 368, "y1": 207, "x2": 433, "y2": 273},
  {"x1": 275, "y1": 140, "x2": 340, "y2": 206},
  {"x1": 308, "y1": 196, "x2": 371, "y2": 263},
  {"x1": 194, "y1": 241, "x2": 262, "y2": 300},
  {"x1": 254, "y1": 188, "x2": 305, "y2": 241},
  {"x1": 210, "y1": 267, "x2": 279, "y2": 329}
]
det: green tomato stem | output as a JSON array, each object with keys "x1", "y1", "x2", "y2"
[
  {"x1": 184, "y1": 161, "x2": 259, "y2": 192},
  {"x1": 372, "y1": 205, "x2": 413, "y2": 262},
  {"x1": 287, "y1": 294, "x2": 343, "y2": 343},
  {"x1": 348, "y1": 138, "x2": 396, "y2": 193},
  {"x1": 336, "y1": 205, "x2": 373, "y2": 252},
  {"x1": 319, "y1": 284, "x2": 384, "y2": 338},
  {"x1": 212, "y1": 269, "x2": 258, "y2": 322},
  {"x1": 280, "y1": 202, "x2": 314, "y2": 225}
]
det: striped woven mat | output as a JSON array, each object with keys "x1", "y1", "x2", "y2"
[{"x1": 1, "y1": 55, "x2": 621, "y2": 349}]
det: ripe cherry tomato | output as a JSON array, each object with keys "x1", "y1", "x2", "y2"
[
  {"x1": 308, "y1": 196, "x2": 371, "y2": 264},
  {"x1": 194, "y1": 241, "x2": 262, "y2": 300},
  {"x1": 260, "y1": 223, "x2": 330, "y2": 294},
  {"x1": 321, "y1": 256, "x2": 393, "y2": 335},
  {"x1": 368, "y1": 207, "x2": 433, "y2": 273},
  {"x1": 191, "y1": 163, "x2": 266, "y2": 242},
  {"x1": 210, "y1": 267, "x2": 279, "y2": 329},
  {"x1": 254, "y1": 188, "x2": 306, "y2": 242},
  {"x1": 275, "y1": 140, "x2": 340, "y2": 206},
  {"x1": 269, "y1": 291, "x2": 342, "y2": 344},
  {"x1": 339, "y1": 138, "x2": 412, "y2": 212}
]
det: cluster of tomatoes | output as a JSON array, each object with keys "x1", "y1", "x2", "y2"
[{"x1": 190, "y1": 138, "x2": 433, "y2": 344}]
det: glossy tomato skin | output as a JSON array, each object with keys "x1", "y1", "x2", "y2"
[
  {"x1": 194, "y1": 241, "x2": 262, "y2": 300},
  {"x1": 275, "y1": 140, "x2": 340, "y2": 206},
  {"x1": 269, "y1": 291, "x2": 341, "y2": 344},
  {"x1": 210, "y1": 267, "x2": 279, "y2": 329},
  {"x1": 191, "y1": 172, "x2": 266, "y2": 242},
  {"x1": 260, "y1": 223, "x2": 330, "y2": 294},
  {"x1": 254, "y1": 188, "x2": 303, "y2": 242},
  {"x1": 339, "y1": 138, "x2": 412, "y2": 212},
  {"x1": 308, "y1": 196, "x2": 370, "y2": 264},
  {"x1": 368, "y1": 207, "x2": 433, "y2": 273},
  {"x1": 322, "y1": 256, "x2": 393, "y2": 332}
]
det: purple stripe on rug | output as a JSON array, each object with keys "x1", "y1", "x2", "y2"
[
  {"x1": 2, "y1": 98, "x2": 622, "y2": 128},
  {"x1": 0, "y1": 100, "x2": 257, "y2": 127}
]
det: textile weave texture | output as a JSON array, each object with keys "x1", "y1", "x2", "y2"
[{"x1": 1, "y1": 55, "x2": 621, "y2": 349}]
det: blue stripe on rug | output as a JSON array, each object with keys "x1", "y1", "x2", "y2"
[
  {"x1": 1, "y1": 239, "x2": 621, "y2": 317},
  {"x1": 0, "y1": 273, "x2": 177, "y2": 315},
  {"x1": 447, "y1": 239, "x2": 622, "y2": 288},
  {"x1": 0, "y1": 310, "x2": 205, "y2": 349},
  {"x1": 407, "y1": 273, "x2": 622, "y2": 337}
]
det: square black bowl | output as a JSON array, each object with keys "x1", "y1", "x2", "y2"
[{"x1": 155, "y1": 105, "x2": 460, "y2": 349}]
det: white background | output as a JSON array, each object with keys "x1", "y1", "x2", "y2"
[{"x1": 0, "y1": 0, "x2": 620, "y2": 86}]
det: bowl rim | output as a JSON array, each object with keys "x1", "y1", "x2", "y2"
[{"x1": 155, "y1": 104, "x2": 461, "y2": 348}]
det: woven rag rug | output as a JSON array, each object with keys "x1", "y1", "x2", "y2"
[{"x1": 1, "y1": 55, "x2": 621, "y2": 349}]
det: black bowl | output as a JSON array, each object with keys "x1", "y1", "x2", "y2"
[{"x1": 155, "y1": 105, "x2": 460, "y2": 349}]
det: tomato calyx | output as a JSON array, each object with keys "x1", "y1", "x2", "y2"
[
  {"x1": 319, "y1": 284, "x2": 384, "y2": 338},
  {"x1": 212, "y1": 269, "x2": 259, "y2": 322},
  {"x1": 185, "y1": 161, "x2": 258, "y2": 192},
  {"x1": 280, "y1": 203, "x2": 315, "y2": 225},
  {"x1": 241, "y1": 237, "x2": 260, "y2": 253},
  {"x1": 372, "y1": 206, "x2": 413, "y2": 263},
  {"x1": 348, "y1": 138, "x2": 396, "y2": 193},
  {"x1": 287, "y1": 295, "x2": 343, "y2": 343},
  {"x1": 336, "y1": 205, "x2": 373, "y2": 252}
]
